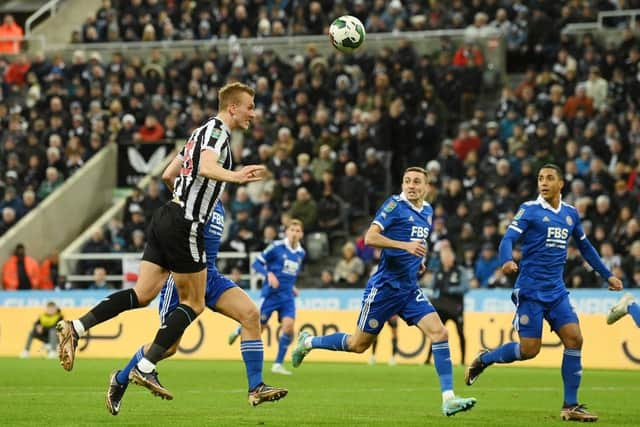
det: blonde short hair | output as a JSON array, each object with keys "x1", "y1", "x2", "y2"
[{"x1": 218, "y1": 82, "x2": 255, "y2": 110}]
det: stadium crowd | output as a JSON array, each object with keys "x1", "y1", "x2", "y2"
[
  {"x1": 76, "y1": 0, "x2": 635, "y2": 42},
  {"x1": 74, "y1": 0, "x2": 639, "y2": 73},
  {"x1": 2, "y1": 4, "x2": 640, "y2": 290}
]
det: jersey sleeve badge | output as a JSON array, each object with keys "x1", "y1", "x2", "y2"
[{"x1": 383, "y1": 200, "x2": 397, "y2": 213}]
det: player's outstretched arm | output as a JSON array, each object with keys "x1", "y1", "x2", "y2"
[
  {"x1": 200, "y1": 150, "x2": 265, "y2": 183},
  {"x1": 575, "y1": 236, "x2": 622, "y2": 290},
  {"x1": 364, "y1": 224, "x2": 426, "y2": 257}
]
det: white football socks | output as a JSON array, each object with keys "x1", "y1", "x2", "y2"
[
  {"x1": 137, "y1": 357, "x2": 156, "y2": 373},
  {"x1": 442, "y1": 390, "x2": 455, "y2": 402},
  {"x1": 72, "y1": 320, "x2": 85, "y2": 336}
]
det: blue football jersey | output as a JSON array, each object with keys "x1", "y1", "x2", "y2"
[
  {"x1": 203, "y1": 200, "x2": 225, "y2": 274},
  {"x1": 254, "y1": 239, "x2": 305, "y2": 298},
  {"x1": 369, "y1": 193, "x2": 432, "y2": 289},
  {"x1": 502, "y1": 196, "x2": 585, "y2": 301}
]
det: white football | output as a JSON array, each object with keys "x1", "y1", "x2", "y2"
[{"x1": 329, "y1": 15, "x2": 366, "y2": 53}]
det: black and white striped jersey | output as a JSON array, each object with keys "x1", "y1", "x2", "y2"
[{"x1": 173, "y1": 116, "x2": 232, "y2": 223}]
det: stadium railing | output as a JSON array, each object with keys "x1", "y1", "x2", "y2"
[
  {"x1": 598, "y1": 9, "x2": 640, "y2": 28},
  {"x1": 57, "y1": 142, "x2": 179, "y2": 280},
  {"x1": 563, "y1": 8, "x2": 640, "y2": 40},
  {"x1": 60, "y1": 251, "x2": 262, "y2": 290},
  {"x1": 24, "y1": 0, "x2": 65, "y2": 35}
]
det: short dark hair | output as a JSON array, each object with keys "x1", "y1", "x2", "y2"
[
  {"x1": 404, "y1": 166, "x2": 429, "y2": 179},
  {"x1": 538, "y1": 163, "x2": 563, "y2": 178}
]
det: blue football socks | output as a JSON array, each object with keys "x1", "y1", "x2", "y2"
[
  {"x1": 275, "y1": 333, "x2": 292, "y2": 364},
  {"x1": 562, "y1": 349, "x2": 582, "y2": 406},
  {"x1": 629, "y1": 302, "x2": 640, "y2": 328},
  {"x1": 310, "y1": 333, "x2": 350, "y2": 351},
  {"x1": 117, "y1": 345, "x2": 144, "y2": 385},
  {"x1": 481, "y1": 342, "x2": 521, "y2": 365},
  {"x1": 432, "y1": 340, "x2": 453, "y2": 392},
  {"x1": 240, "y1": 340, "x2": 264, "y2": 390}
]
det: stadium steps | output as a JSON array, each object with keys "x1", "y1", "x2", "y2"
[
  {"x1": 0, "y1": 143, "x2": 117, "y2": 266},
  {"x1": 29, "y1": 0, "x2": 102, "y2": 49}
]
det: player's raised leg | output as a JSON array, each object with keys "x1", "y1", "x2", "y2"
[
  {"x1": 466, "y1": 298, "x2": 545, "y2": 385},
  {"x1": 465, "y1": 341, "x2": 524, "y2": 386},
  {"x1": 607, "y1": 293, "x2": 640, "y2": 326},
  {"x1": 106, "y1": 346, "x2": 143, "y2": 415},
  {"x1": 107, "y1": 338, "x2": 182, "y2": 415},
  {"x1": 292, "y1": 282, "x2": 382, "y2": 367},
  {"x1": 130, "y1": 270, "x2": 206, "y2": 399},
  {"x1": 57, "y1": 261, "x2": 168, "y2": 371},
  {"x1": 215, "y1": 287, "x2": 288, "y2": 405},
  {"x1": 292, "y1": 326, "x2": 374, "y2": 369}
]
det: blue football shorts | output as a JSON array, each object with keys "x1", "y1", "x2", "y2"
[
  {"x1": 356, "y1": 282, "x2": 435, "y2": 334},
  {"x1": 158, "y1": 269, "x2": 237, "y2": 323},
  {"x1": 511, "y1": 291, "x2": 579, "y2": 338},
  {"x1": 259, "y1": 294, "x2": 296, "y2": 324}
]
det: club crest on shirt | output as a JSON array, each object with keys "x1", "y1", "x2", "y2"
[
  {"x1": 566, "y1": 215, "x2": 573, "y2": 225},
  {"x1": 514, "y1": 208, "x2": 525, "y2": 220},
  {"x1": 427, "y1": 215, "x2": 432, "y2": 225},
  {"x1": 384, "y1": 200, "x2": 397, "y2": 212}
]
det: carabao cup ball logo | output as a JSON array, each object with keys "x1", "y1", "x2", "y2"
[{"x1": 329, "y1": 15, "x2": 366, "y2": 53}]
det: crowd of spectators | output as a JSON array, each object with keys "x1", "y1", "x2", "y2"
[
  {"x1": 3, "y1": 3, "x2": 640, "y2": 290},
  {"x1": 75, "y1": 0, "x2": 638, "y2": 74}
]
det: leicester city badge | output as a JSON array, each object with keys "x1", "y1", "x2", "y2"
[{"x1": 566, "y1": 215, "x2": 573, "y2": 226}]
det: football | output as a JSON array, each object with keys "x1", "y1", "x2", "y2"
[{"x1": 328, "y1": 15, "x2": 366, "y2": 53}]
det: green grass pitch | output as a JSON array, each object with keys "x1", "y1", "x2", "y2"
[{"x1": 1, "y1": 358, "x2": 638, "y2": 426}]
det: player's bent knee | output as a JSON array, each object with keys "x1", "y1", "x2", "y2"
[
  {"x1": 520, "y1": 346, "x2": 540, "y2": 360},
  {"x1": 182, "y1": 300, "x2": 205, "y2": 315},
  {"x1": 350, "y1": 342, "x2": 370, "y2": 353},
  {"x1": 241, "y1": 307, "x2": 260, "y2": 328},
  {"x1": 349, "y1": 337, "x2": 373, "y2": 353},
  {"x1": 565, "y1": 335, "x2": 583, "y2": 349},
  {"x1": 133, "y1": 288, "x2": 154, "y2": 306},
  {"x1": 430, "y1": 327, "x2": 448, "y2": 343}
]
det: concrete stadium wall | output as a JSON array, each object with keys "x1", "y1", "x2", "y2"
[{"x1": 0, "y1": 143, "x2": 117, "y2": 265}]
